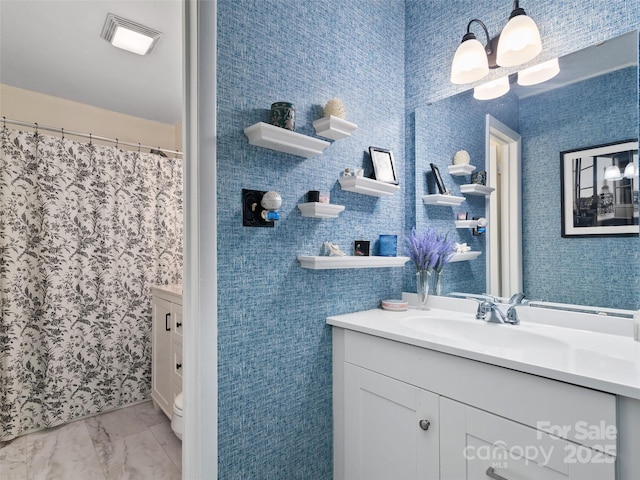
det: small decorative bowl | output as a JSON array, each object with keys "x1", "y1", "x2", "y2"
[{"x1": 381, "y1": 299, "x2": 409, "y2": 311}]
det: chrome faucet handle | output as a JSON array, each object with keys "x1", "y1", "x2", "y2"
[
  {"x1": 505, "y1": 305, "x2": 520, "y2": 325},
  {"x1": 508, "y1": 292, "x2": 527, "y2": 305}
]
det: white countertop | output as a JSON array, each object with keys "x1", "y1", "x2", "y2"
[{"x1": 327, "y1": 306, "x2": 640, "y2": 400}]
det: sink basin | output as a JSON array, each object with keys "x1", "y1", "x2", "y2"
[{"x1": 400, "y1": 315, "x2": 569, "y2": 351}]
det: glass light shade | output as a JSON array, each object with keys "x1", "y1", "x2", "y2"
[
  {"x1": 604, "y1": 165, "x2": 622, "y2": 181},
  {"x1": 451, "y1": 38, "x2": 490, "y2": 84},
  {"x1": 474, "y1": 76, "x2": 510, "y2": 100},
  {"x1": 496, "y1": 14, "x2": 542, "y2": 67},
  {"x1": 111, "y1": 26, "x2": 155, "y2": 55},
  {"x1": 624, "y1": 162, "x2": 636, "y2": 179},
  {"x1": 517, "y1": 58, "x2": 560, "y2": 86}
]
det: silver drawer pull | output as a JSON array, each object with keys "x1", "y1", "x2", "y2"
[
  {"x1": 418, "y1": 419, "x2": 431, "y2": 431},
  {"x1": 486, "y1": 467, "x2": 509, "y2": 480}
]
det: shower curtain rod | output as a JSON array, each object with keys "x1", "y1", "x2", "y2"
[{"x1": 2, "y1": 117, "x2": 183, "y2": 157}]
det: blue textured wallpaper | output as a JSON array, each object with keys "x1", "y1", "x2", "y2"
[
  {"x1": 217, "y1": 1, "x2": 405, "y2": 478},
  {"x1": 519, "y1": 67, "x2": 639, "y2": 309},
  {"x1": 215, "y1": 1, "x2": 640, "y2": 477}
]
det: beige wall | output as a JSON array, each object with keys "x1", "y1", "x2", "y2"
[{"x1": 0, "y1": 84, "x2": 181, "y2": 152}]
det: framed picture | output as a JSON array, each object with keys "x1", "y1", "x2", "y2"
[
  {"x1": 369, "y1": 147, "x2": 398, "y2": 184},
  {"x1": 430, "y1": 163, "x2": 448, "y2": 195},
  {"x1": 561, "y1": 139, "x2": 638, "y2": 237}
]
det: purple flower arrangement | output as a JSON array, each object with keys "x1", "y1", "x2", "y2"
[{"x1": 405, "y1": 227, "x2": 455, "y2": 272}]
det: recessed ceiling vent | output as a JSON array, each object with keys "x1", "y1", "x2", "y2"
[{"x1": 101, "y1": 13, "x2": 162, "y2": 56}]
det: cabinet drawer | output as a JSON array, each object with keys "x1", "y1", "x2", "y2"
[
  {"x1": 172, "y1": 343, "x2": 183, "y2": 387},
  {"x1": 441, "y1": 397, "x2": 615, "y2": 480}
]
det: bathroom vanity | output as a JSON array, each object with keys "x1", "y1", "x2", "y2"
[
  {"x1": 151, "y1": 285, "x2": 183, "y2": 420},
  {"x1": 328, "y1": 299, "x2": 640, "y2": 480}
]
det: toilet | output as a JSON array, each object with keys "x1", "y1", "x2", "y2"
[{"x1": 171, "y1": 392, "x2": 183, "y2": 440}]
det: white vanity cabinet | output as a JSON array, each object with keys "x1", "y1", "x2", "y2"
[
  {"x1": 332, "y1": 327, "x2": 618, "y2": 480},
  {"x1": 151, "y1": 285, "x2": 183, "y2": 419}
]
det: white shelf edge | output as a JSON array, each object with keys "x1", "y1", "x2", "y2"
[
  {"x1": 422, "y1": 194, "x2": 465, "y2": 206},
  {"x1": 312, "y1": 116, "x2": 358, "y2": 140},
  {"x1": 338, "y1": 176, "x2": 400, "y2": 197},
  {"x1": 460, "y1": 184, "x2": 495, "y2": 196},
  {"x1": 244, "y1": 122, "x2": 330, "y2": 158},
  {"x1": 297, "y1": 255, "x2": 410, "y2": 269},
  {"x1": 447, "y1": 164, "x2": 476, "y2": 176},
  {"x1": 455, "y1": 220, "x2": 479, "y2": 229},
  {"x1": 450, "y1": 251, "x2": 482, "y2": 262},
  {"x1": 297, "y1": 202, "x2": 345, "y2": 218}
]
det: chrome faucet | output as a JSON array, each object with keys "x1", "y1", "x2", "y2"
[{"x1": 475, "y1": 300, "x2": 520, "y2": 325}]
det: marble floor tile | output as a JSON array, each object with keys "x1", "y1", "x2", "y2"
[
  {"x1": 132, "y1": 400, "x2": 170, "y2": 428},
  {"x1": 26, "y1": 420, "x2": 105, "y2": 480},
  {"x1": 85, "y1": 404, "x2": 151, "y2": 446},
  {"x1": 149, "y1": 421, "x2": 182, "y2": 472},
  {"x1": 93, "y1": 429, "x2": 180, "y2": 480},
  {"x1": 0, "y1": 435, "x2": 27, "y2": 480}
]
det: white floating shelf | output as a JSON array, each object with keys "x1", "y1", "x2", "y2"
[
  {"x1": 447, "y1": 164, "x2": 476, "y2": 176},
  {"x1": 338, "y1": 176, "x2": 400, "y2": 197},
  {"x1": 455, "y1": 220, "x2": 479, "y2": 229},
  {"x1": 297, "y1": 202, "x2": 345, "y2": 218},
  {"x1": 298, "y1": 255, "x2": 410, "y2": 270},
  {"x1": 449, "y1": 251, "x2": 482, "y2": 262},
  {"x1": 312, "y1": 116, "x2": 358, "y2": 140},
  {"x1": 460, "y1": 184, "x2": 495, "y2": 196},
  {"x1": 244, "y1": 122, "x2": 330, "y2": 158},
  {"x1": 422, "y1": 194, "x2": 465, "y2": 206}
]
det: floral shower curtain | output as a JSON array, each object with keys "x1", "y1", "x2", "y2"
[{"x1": 0, "y1": 127, "x2": 182, "y2": 441}]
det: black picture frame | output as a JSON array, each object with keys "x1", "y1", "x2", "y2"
[
  {"x1": 430, "y1": 163, "x2": 448, "y2": 195},
  {"x1": 560, "y1": 139, "x2": 638, "y2": 237},
  {"x1": 369, "y1": 147, "x2": 399, "y2": 184}
]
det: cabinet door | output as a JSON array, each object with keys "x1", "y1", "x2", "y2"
[
  {"x1": 151, "y1": 297, "x2": 173, "y2": 418},
  {"x1": 440, "y1": 398, "x2": 615, "y2": 480},
  {"x1": 344, "y1": 364, "x2": 439, "y2": 480}
]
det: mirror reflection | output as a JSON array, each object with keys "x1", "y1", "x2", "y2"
[{"x1": 415, "y1": 30, "x2": 639, "y2": 310}]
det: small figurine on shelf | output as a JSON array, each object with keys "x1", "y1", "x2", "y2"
[
  {"x1": 455, "y1": 242, "x2": 472, "y2": 253},
  {"x1": 323, "y1": 98, "x2": 347, "y2": 119},
  {"x1": 324, "y1": 242, "x2": 346, "y2": 257},
  {"x1": 453, "y1": 150, "x2": 471, "y2": 165}
]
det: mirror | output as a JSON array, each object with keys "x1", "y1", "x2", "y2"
[{"x1": 415, "y1": 31, "x2": 639, "y2": 311}]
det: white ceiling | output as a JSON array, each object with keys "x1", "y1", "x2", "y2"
[{"x1": 0, "y1": 0, "x2": 182, "y2": 125}]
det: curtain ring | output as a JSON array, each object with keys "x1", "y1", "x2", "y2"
[
  {"x1": 61, "y1": 127, "x2": 64, "y2": 140},
  {"x1": 115, "y1": 138, "x2": 119, "y2": 149},
  {"x1": 2, "y1": 116, "x2": 6, "y2": 129},
  {"x1": 138, "y1": 142, "x2": 141, "y2": 153},
  {"x1": 34, "y1": 122, "x2": 38, "y2": 133},
  {"x1": 89, "y1": 133, "x2": 92, "y2": 145}
]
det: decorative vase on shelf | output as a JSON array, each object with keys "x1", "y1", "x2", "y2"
[
  {"x1": 432, "y1": 269, "x2": 443, "y2": 296},
  {"x1": 416, "y1": 269, "x2": 431, "y2": 310}
]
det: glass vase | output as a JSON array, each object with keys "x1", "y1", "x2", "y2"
[
  {"x1": 416, "y1": 269, "x2": 431, "y2": 310},
  {"x1": 432, "y1": 269, "x2": 443, "y2": 296}
]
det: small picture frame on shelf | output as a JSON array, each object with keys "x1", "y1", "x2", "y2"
[
  {"x1": 369, "y1": 147, "x2": 399, "y2": 184},
  {"x1": 430, "y1": 163, "x2": 448, "y2": 194},
  {"x1": 457, "y1": 212, "x2": 468, "y2": 220},
  {"x1": 354, "y1": 240, "x2": 370, "y2": 256}
]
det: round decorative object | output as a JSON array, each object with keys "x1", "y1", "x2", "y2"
[
  {"x1": 381, "y1": 299, "x2": 408, "y2": 311},
  {"x1": 261, "y1": 191, "x2": 282, "y2": 211},
  {"x1": 453, "y1": 150, "x2": 470, "y2": 165},
  {"x1": 323, "y1": 98, "x2": 347, "y2": 119},
  {"x1": 270, "y1": 102, "x2": 296, "y2": 131},
  {"x1": 419, "y1": 419, "x2": 431, "y2": 431}
]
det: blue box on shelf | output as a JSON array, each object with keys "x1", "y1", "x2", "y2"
[{"x1": 378, "y1": 234, "x2": 397, "y2": 257}]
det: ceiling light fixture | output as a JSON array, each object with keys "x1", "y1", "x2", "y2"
[
  {"x1": 101, "y1": 13, "x2": 162, "y2": 56},
  {"x1": 604, "y1": 165, "x2": 622, "y2": 181},
  {"x1": 517, "y1": 58, "x2": 560, "y2": 86},
  {"x1": 474, "y1": 76, "x2": 510, "y2": 100},
  {"x1": 450, "y1": 1, "x2": 542, "y2": 84},
  {"x1": 624, "y1": 162, "x2": 637, "y2": 179}
]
